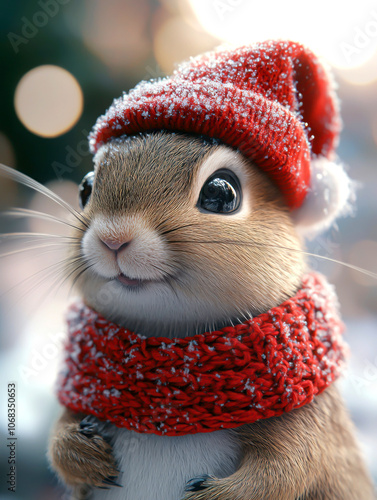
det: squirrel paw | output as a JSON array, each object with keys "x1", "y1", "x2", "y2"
[{"x1": 49, "y1": 415, "x2": 121, "y2": 489}]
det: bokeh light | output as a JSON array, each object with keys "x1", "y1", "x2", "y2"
[
  {"x1": 82, "y1": 0, "x2": 150, "y2": 74},
  {"x1": 14, "y1": 65, "x2": 83, "y2": 138},
  {"x1": 154, "y1": 15, "x2": 220, "y2": 73},
  {"x1": 188, "y1": 0, "x2": 377, "y2": 71},
  {"x1": 339, "y1": 51, "x2": 377, "y2": 85}
]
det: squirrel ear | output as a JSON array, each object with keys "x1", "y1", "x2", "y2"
[{"x1": 292, "y1": 157, "x2": 356, "y2": 238}]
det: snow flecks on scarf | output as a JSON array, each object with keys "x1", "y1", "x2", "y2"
[{"x1": 57, "y1": 273, "x2": 347, "y2": 436}]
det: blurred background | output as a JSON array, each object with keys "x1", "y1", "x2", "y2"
[{"x1": 0, "y1": 0, "x2": 376, "y2": 498}]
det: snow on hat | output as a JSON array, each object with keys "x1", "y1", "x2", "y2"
[{"x1": 89, "y1": 40, "x2": 353, "y2": 235}]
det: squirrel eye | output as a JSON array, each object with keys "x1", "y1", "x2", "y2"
[
  {"x1": 79, "y1": 171, "x2": 95, "y2": 209},
  {"x1": 198, "y1": 170, "x2": 241, "y2": 214}
]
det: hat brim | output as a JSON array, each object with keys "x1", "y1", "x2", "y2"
[{"x1": 89, "y1": 80, "x2": 311, "y2": 210}]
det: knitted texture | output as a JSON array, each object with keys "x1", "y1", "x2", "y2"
[
  {"x1": 58, "y1": 274, "x2": 345, "y2": 436},
  {"x1": 57, "y1": 273, "x2": 347, "y2": 436},
  {"x1": 89, "y1": 40, "x2": 340, "y2": 210}
]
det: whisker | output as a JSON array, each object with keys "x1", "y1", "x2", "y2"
[
  {"x1": 44, "y1": 257, "x2": 94, "y2": 299},
  {"x1": 6, "y1": 257, "x2": 87, "y2": 312},
  {"x1": 58, "y1": 255, "x2": 95, "y2": 293},
  {"x1": 154, "y1": 217, "x2": 171, "y2": 232},
  {"x1": 169, "y1": 239, "x2": 377, "y2": 281},
  {"x1": 29, "y1": 256, "x2": 89, "y2": 299},
  {"x1": 3, "y1": 208, "x2": 86, "y2": 233},
  {"x1": 0, "y1": 241, "x2": 79, "y2": 259},
  {"x1": 0, "y1": 163, "x2": 89, "y2": 229},
  {"x1": 166, "y1": 278, "x2": 180, "y2": 300},
  {"x1": 0, "y1": 232, "x2": 79, "y2": 241},
  {"x1": 160, "y1": 224, "x2": 197, "y2": 236},
  {"x1": 149, "y1": 262, "x2": 178, "y2": 279},
  {"x1": 1, "y1": 254, "x2": 82, "y2": 300},
  {"x1": 147, "y1": 262, "x2": 183, "y2": 299},
  {"x1": 69, "y1": 262, "x2": 96, "y2": 294},
  {"x1": 28, "y1": 263, "x2": 76, "y2": 302}
]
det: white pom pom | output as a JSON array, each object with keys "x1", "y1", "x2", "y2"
[{"x1": 292, "y1": 157, "x2": 355, "y2": 238}]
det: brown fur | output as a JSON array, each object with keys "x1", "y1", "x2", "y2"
[
  {"x1": 48, "y1": 409, "x2": 118, "y2": 489},
  {"x1": 183, "y1": 384, "x2": 375, "y2": 500},
  {"x1": 77, "y1": 132, "x2": 306, "y2": 333},
  {"x1": 49, "y1": 132, "x2": 375, "y2": 499}
]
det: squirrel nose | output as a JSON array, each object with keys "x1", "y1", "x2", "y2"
[{"x1": 100, "y1": 238, "x2": 131, "y2": 252}]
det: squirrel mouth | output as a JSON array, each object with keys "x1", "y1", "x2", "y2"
[
  {"x1": 115, "y1": 271, "x2": 171, "y2": 288},
  {"x1": 116, "y1": 273, "x2": 144, "y2": 287}
]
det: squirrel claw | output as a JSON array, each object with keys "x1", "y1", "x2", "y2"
[
  {"x1": 185, "y1": 475, "x2": 211, "y2": 492},
  {"x1": 79, "y1": 416, "x2": 98, "y2": 437},
  {"x1": 102, "y1": 476, "x2": 123, "y2": 488},
  {"x1": 79, "y1": 415, "x2": 115, "y2": 445}
]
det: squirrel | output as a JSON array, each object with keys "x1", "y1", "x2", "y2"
[{"x1": 47, "y1": 41, "x2": 376, "y2": 500}]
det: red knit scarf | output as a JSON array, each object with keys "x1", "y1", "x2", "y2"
[{"x1": 57, "y1": 273, "x2": 347, "y2": 436}]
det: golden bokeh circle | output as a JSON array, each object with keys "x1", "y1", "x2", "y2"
[{"x1": 14, "y1": 65, "x2": 83, "y2": 138}]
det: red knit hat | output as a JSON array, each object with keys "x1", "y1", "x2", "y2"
[{"x1": 89, "y1": 41, "x2": 353, "y2": 231}]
